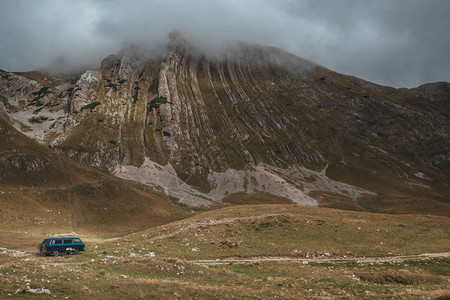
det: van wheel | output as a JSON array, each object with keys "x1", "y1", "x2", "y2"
[
  {"x1": 53, "y1": 250, "x2": 59, "y2": 256},
  {"x1": 74, "y1": 249, "x2": 79, "y2": 255}
]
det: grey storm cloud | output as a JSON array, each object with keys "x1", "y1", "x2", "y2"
[{"x1": 0, "y1": 0, "x2": 449, "y2": 88}]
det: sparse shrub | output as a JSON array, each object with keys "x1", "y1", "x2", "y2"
[
  {"x1": 133, "y1": 82, "x2": 140, "y2": 104},
  {"x1": 29, "y1": 116, "x2": 48, "y2": 123},
  {"x1": 81, "y1": 101, "x2": 101, "y2": 111},
  {"x1": 0, "y1": 95, "x2": 17, "y2": 112},
  {"x1": 29, "y1": 86, "x2": 52, "y2": 106},
  {"x1": 148, "y1": 96, "x2": 169, "y2": 110},
  {"x1": 104, "y1": 83, "x2": 118, "y2": 92},
  {"x1": 356, "y1": 271, "x2": 430, "y2": 285},
  {"x1": 67, "y1": 87, "x2": 74, "y2": 97},
  {"x1": 76, "y1": 146, "x2": 87, "y2": 153},
  {"x1": 33, "y1": 107, "x2": 43, "y2": 114}
]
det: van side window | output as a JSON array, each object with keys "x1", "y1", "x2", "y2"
[
  {"x1": 54, "y1": 240, "x2": 62, "y2": 244},
  {"x1": 63, "y1": 239, "x2": 72, "y2": 244}
]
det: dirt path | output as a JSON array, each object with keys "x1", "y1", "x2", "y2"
[{"x1": 189, "y1": 252, "x2": 450, "y2": 266}]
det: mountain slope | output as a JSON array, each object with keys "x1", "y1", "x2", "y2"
[
  {"x1": 0, "y1": 33, "x2": 449, "y2": 214},
  {"x1": 0, "y1": 114, "x2": 189, "y2": 232}
]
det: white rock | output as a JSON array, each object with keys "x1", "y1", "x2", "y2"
[
  {"x1": 414, "y1": 172, "x2": 425, "y2": 179},
  {"x1": 26, "y1": 287, "x2": 51, "y2": 295}
]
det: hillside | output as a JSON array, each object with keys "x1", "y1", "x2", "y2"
[
  {"x1": 0, "y1": 32, "x2": 449, "y2": 214},
  {"x1": 0, "y1": 115, "x2": 189, "y2": 233},
  {"x1": 1, "y1": 205, "x2": 449, "y2": 299}
]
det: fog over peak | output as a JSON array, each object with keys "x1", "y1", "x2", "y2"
[{"x1": 0, "y1": 0, "x2": 449, "y2": 88}]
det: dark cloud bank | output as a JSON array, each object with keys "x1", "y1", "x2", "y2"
[{"x1": 0, "y1": 0, "x2": 449, "y2": 88}]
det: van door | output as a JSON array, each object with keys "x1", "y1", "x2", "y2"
[{"x1": 53, "y1": 239, "x2": 63, "y2": 253}]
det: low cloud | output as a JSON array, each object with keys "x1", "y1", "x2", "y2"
[{"x1": 0, "y1": 0, "x2": 449, "y2": 87}]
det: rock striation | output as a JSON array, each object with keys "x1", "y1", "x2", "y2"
[{"x1": 1, "y1": 33, "x2": 449, "y2": 210}]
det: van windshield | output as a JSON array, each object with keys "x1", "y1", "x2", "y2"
[
  {"x1": 43, "y1": 239, "x2": 51, "y2": 244},
  {"x1": 73, "y1": 238, "x2": 82, "y2": 244}
]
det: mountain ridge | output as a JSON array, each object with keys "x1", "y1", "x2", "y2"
[{"x1": 1, "y1": 34, "x2": 449, "y2": 214}]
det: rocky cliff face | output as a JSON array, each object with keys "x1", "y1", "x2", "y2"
[{"x1": 1, "y1": 33, "x2": 449, "y2": 212}]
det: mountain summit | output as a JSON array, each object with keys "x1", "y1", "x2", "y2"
[{"x1": 1, "y1": 33, "x2": 449, "y2": 213}]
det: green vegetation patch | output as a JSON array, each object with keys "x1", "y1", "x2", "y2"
[
  {"x1": 356, "y1": 270, "x2": 441, "y2": 285},
  {"x1": 66, "y1": 87, "x2": 75, "y2": 97},
  {"x1": 81, "y1": 101, "x2": 101, "y2": 111},
  {"x1": 0, "y1": 95, "x2": 18, "y2": 112},
  {"x1": 29, "y1": 116, "x2": 48, "y2": 123},
  {"x1": 29, "y1": 86, "x2": 52, "y2": 106},
  {"x1": 148, "y1": 96, "x2": 169, "y2": 110},
  {"x1": 133, "y1": 81, "x2": 140, "y2": 104},
  {"x1": 104, "y1": 83, "x2": 118, "y2": 92}
]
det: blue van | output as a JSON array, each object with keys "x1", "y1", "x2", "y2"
[{"x1": 38, "y1": 237, "x2": 85, "y2": 256}]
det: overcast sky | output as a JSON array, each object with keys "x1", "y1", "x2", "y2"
[{"x1": 0, "y1": 0, "x2": 449, "y2": 88}]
